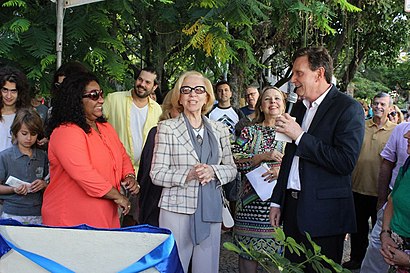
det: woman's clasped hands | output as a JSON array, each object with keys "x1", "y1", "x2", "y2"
[
  {"x1": 121, "y1": 176, "x2": 140, "y2": 195},
  {"x1": 187, "y1": 163, "x2": 215, "y2": 185}
]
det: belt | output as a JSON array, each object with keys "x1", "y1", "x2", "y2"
[{"x1": 287, "y1": 190, "x2": 300, "y2": 199}]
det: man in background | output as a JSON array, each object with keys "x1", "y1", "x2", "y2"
[
  {"x1": 103, "y1": 67, "x2": 162, "y2": 225},
  {"x1": 360, "y1": 121, "x2": 410, "y2": 272},
  {"x1": 344, "y1": 92, "x2": 396, "y2": 270},
  {"x1": 208, "y1": 80, "x2": 244, "y2": 137}
]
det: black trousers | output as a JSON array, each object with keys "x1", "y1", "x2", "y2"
[
  {"x1": 282, "y1": 190, "x2": 345, "y2": 273},
  {"x1": 350, "y1": 192, "x2": 377, "y2": 262}
]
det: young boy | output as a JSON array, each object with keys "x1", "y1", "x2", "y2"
[{"x1": 0, "y1": 108, "x2": 49, "y2": 224}]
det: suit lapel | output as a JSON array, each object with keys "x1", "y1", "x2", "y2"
[
  {"x1": 172, "y1": 115, "x2": 199, "y2": 161},
  {"x1": 307, "y1": 86, "x2": 337, "y2": 133}
]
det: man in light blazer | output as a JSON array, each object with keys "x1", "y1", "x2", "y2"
[{"x1": 269, "y1": 47, "x2": 365, "y2": 271}]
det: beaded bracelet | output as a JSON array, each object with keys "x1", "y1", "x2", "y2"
[{"x1": 124, "y1": 173, "x2": 136, "y2": 180}]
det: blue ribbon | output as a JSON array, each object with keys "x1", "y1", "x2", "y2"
[{"x1": 0, "y1": 220, "x2": 183, "y2": 273}]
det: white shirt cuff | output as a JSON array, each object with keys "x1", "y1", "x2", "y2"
[
  {"x1": 295, "y1": 132, "x2": 305, "y2": 145},
  {"x1": 270, "y1": 203, "x2": 280, "y2": 208}
]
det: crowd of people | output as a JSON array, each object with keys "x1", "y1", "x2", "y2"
[{"x1": 1, "y1": 45, "x2": 410, "y2": 273}]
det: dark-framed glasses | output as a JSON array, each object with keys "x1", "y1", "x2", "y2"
[
  {"x1": 1, "y1": 87, "x2": 18, "y2": 94},
  {"x1": 180, "y1": 86, "x2": 206, "y2": 95},
  {"x1": 82, "y1": 89, "x2": 103, "y2": 101},
  {"x1": 388, "y1": 111, "x2": 397, "y2": 117}
]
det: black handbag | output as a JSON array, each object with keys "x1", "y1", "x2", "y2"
[{"x1": 222, "y1": 172, "x2": 241, "y2": 201}]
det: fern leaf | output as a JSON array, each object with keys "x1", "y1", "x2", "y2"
[
  {"x1": 199, "y1": 0, "x2": 227, "y2": 9},
  {"x1": 2, "y1": 0, "x2": 26, "y2": 8},
  {"x1": 10, "y1": 18, "x2": 31, "y2": 34},
  {"x1": 337, "y1": 0, "x2": 362, "y2": 12},
  {"x1": 98, "y1": 37, "x2": 126, "y2": 53},
  {"x1": 40, "y1": 55, "x2": 56, "y2": 71},
  {"x1": 183, "y1": 20, "x2": 201, "y2": 35},
  {"x1": 84, "y1": 47, "x2": 108, "y2": 67},
  {"x1": 0, "y1": 34, "x2": 17, "y2": 54},
  {"x1": 21, "y1": 27, "x2": 53, "y2": 58}
]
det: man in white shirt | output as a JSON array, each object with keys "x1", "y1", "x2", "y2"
[
  {"x1": 208, "y1": 80, "x2": 244, "y2": 137},
  {"x1": 269, "y1": 47, "x2": 365, "y2": 271},
  {"x1": 103, "y1": 67, "x2": 162, "y2": 225}
]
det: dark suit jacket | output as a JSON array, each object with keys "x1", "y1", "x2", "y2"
[
  {"x1": 138, "y1": 127, "x2": 162, "y2": 226},
  {"x1": 271, "y1": 86, "x2": 365, "y2": 237}
]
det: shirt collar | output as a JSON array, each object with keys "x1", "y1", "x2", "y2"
[
  {"x1": 302, "y1": 84, "x2": 332, "y2": 109},
  {"x1": 11, "y1": 144, "x2": 38, "y2": 160},
  {"x1": 367, "y1": 118, "x2": 396, "y2": 130}
]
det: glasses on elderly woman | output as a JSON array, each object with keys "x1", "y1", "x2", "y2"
[
  {"x1": 82, "y1": 89, "x2": 103, "y2": 101},
  {"x1": 388, "y1": 111, "x2": 397, "y2": 117},
  {"x1": 180, "y1": 86, "x2": 206, "y2": 95}
]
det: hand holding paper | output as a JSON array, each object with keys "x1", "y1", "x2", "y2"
[
  {"x1": 245, "y1": 164, "x2": 277, "y2": 201},
  {"x1": 5, "y1": 176, "x2": 31, "y2": 194}
]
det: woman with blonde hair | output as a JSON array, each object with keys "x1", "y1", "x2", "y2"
[
  {"x1": 151, "y1": 71, "x2": 237, "y2": 273},
  {"x1": 388, "y1": 105, "x2": 404, "y2": 124},
  {"x1": 233, "y1": 86, "x2": 286, "y2": 273}
]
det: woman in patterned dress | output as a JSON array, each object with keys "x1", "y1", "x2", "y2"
[{"x1": 233, "y1": 86, "x2": 286, "y2": 273}]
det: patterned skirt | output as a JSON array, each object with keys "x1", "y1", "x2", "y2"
[{"x1": 233, "y1": 192, "x2": 278, "y2": 260}]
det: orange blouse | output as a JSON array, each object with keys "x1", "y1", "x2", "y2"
[{"x1": 42, "y1": 122, "x2": 134, "y2": 228}]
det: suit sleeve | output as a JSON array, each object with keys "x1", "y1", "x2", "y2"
[
  {"x1": 150, "y1": 122, "x2": 192, "y2": 188},
  {"x1": 296, "y1": 100, "x2": 365, "y2": 175}
]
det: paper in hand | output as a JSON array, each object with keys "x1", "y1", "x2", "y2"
[
  {"x1": 245, "y1": 163, "x2": 277, "y2": 201},
  {"x1": 5, "y1": 176, "x2": 31, "y2": 191}
]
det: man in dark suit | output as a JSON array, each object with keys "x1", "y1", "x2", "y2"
[{"x1": 269, "y1": 46, "x2": 365, "y2": 269}]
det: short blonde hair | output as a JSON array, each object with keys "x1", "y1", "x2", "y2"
[{"x1": 170, "y1": 71, "x2": 215, "y2": 115}]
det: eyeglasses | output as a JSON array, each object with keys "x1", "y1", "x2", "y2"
[
  {"x1": 388, "y1": 111, "x2": 397, "y2": 117},
  {"x1": 180, "y1": 86, "x2": 206, "y2": 95},
  {"x1": 82, "y1": 89, "x2": 103, "y2": 101},
  {"x1": 245, "y1": 92, "x2": 258, "y2": 98},
  {"x1": 1, "y1": 87, "x2": 18, "y2": 94}
]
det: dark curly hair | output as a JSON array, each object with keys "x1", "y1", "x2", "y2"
[
  {"x1": 0, "y1": 66, "x2": 30, "y2": 121},
  {"x1": 47, "y1": 72, "x2": 106, "y2": 136},
  {"x1": 50, "y1": 61, "x2": 89, "y2": 97}
]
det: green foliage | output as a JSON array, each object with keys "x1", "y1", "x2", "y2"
[
  {"x1": 224, "y1": 227, "x2": 351, "y2": 273},
  {"x1": 2, "y1": 0, "x2": 26, "y2": 8},
  {"x1": 0, "y1": 0, "x2": 407, "y2": 104},
  {"x1": 10, "y1": 18, "x2": 31, "y2": 34},
  {"x1": 352, "y1": 60, "x2": 410, "y2": 106}
]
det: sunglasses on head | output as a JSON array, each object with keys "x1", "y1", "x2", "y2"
[
  {"x1": 180, "y1": 86, "x2": 206, "y2": 95},
  {"x1": 82, "y1": 89, "x2": 103, "y2": 101}
]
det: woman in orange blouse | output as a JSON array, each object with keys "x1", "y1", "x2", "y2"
[{"x1": 42, "y1": 72, "x2": 139, "y2": 228}]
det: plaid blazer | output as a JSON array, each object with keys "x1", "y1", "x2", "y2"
[{"x1": 150, "y1": 114, "x2": 237, "y2": 214}]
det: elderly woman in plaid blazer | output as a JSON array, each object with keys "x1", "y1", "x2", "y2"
[{"x1": 151, "y1": 71, "x2": 237, "y2": 273}]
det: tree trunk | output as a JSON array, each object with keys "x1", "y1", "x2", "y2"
[
  {"x1": 340, "y1": 45, "x2": 367, "y2": 92},
  {"x1": 229, "y1": 51, "x2": 246, "y2": 108}
]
